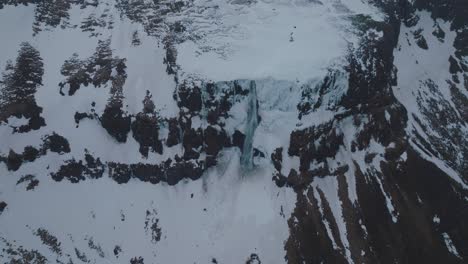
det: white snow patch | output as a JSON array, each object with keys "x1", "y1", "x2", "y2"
[
  {"x1": 442, "y1": 232, "x2": 461, "y2": 259},
  {"x1": 312, "y1": 176, "x2": 353, "y2": 263},
  {"x1": 176, "y1": 0, "x2": 382, "y2": 82}
]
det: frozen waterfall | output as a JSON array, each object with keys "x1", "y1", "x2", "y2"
[{"x1": 240, "y1": 80, "x2": 259, "y2": 171}]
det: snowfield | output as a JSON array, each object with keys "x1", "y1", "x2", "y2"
[{"x1": 0, "y1": 0, "x2": 467, "y2": 263}]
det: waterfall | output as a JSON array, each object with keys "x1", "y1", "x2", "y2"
[{"x1": 240, "y1": 80, "x2": 259, "y2": 171}]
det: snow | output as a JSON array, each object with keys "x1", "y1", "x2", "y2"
[
  {"x1": 176, "y1": 0, "x2": 382, "y2": 82},
  {"x1": 312, "y1": 176, "x2": 353, "y2": 263},
  {"x1": 0, "y1": 2, "x2": 300, "y2": 262},
  {"x1": 312, "y1": 187, "x2": 339, "y2": 250},
  {"x1": 442, "y1": 232, "x2": 461, "y2": 259},
  {"x1": 392, "y1": 11, "x2": 468, "y2": 189},
  {"x1": 0, "y1": 147, "x2": 296, "y2": 263},
  {"x1": 3, "y1": 1, "x2": 454, "y2": 263}
]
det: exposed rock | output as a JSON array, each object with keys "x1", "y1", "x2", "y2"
[
  {"x1": 177, "y1": 82, "x2": 202, "y2": 113},
  {"x1": 0, "y1": 201, "x2": 6, "y2": 215},
  {"x1": 42, "y1": 133, "x2": 70, "y2": 154},
  {"x1": 83, "y1": 152, "x2": 105, "y2": 179},
  {"x1": 0, "y1": 237, "x2": 47, "y2": 264},
  {"x1": 204, "y1": 125, "x2": 229, "y2": 158},
  {"x1": 51, "y1": 159, "x2": 87, "y2": 183},
  {"x1": 130, "y1": 256, "x2": 144, "y2": 264},
  {"x1": 74, "y1": 111, "x2": 95, "y2": 126},
  {"x1": 166, "y1": 117, "x2": 181, "y2": 147},
  {"x1": 132, "y1": 30, "x2": 141, "y2": 46},
  {"x1": 165, "y1": 161, "x2": 204, "y2": 185},
  {"x1": 245, "y1": 253, "x2": 261, "y2": 264},
  {"x1": 289, "y1": 121, "x2": 343, "y2": 172},
  {"x1": 232, "y1": 130, "x2": 245, "y2": 151},
  {"x1": 5, "y1": 149, "x2": 23, "y2": 171},
  {"x1": 87, "y1": 237, "x2": 105, "y2": 258},
  {"x1": 51, "y1": 152, "x2": 104, "y2": 183},
  {"x1": 34, "y1": 228, "x2": 62, "y2": 255},
  {"x1": 108, "y1": 162, "x2": 132, "y2": 184},
  {"x1": 100, "y1": 100, "x2": 131, "y2": 143},
  {"x1": 182, "y1": 127, "x2": 203, "y2": 160},
  {"x1": 449, "y1": 56, "x2": 462, "y2": 74},
  {"x1": 271, "y1": 147, "x2": 283, "y2": 172},
  {"x1": 114, "y1": 245, "x2": 122, "y2": 258},
  {"x1": 144, "y1": 209, "x2": 162, "y2": 244},
  {"x1": 132, "y1": 113, "x2": 162, "y2": 157},
  {"x1": 131, "y1": 163, "x2": 162, "y2": 184},
  {"x1": 22, "y1": 146, "x2": 40, "y2": 162},
  {"x1": 17, "y1": 175, "x2": 39, "y2": 191},
  {"x1": 432, "y1": 24, "x2": 445, "y2": 42}
]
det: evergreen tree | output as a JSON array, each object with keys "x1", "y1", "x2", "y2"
[
  {"x1": 0, "y1": 42, "x2": 44, "y2": 105},
  {"x1": 33, "y1": 0, "x2": 71, "y2": 35},
  {"x1": 59, "y1": 53, "x2": 90, "y2": 95},
  {"x1": 0, "y1": 60, "x2": 15, "y2": 107},
  {"x1": 0, "y1": 42, "x2": 45, "y2": 130},
  {"x1": 142, "y1": 90, "x2": 155, "y2": 114}
]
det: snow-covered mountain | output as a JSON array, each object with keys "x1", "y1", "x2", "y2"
[{"x1": 0, "y1": 0, "x2": 467, "y2": 263}]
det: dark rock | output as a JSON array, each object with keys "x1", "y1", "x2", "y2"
[
  {"x1": 26, "y1": 179, "x2": 39, "y2": 190},
  {"x1": 205, "y1": 155, "x2": 217, "y2": 167},
  {"x1": 454, "y1": 29, "x2": 468, "y2": 58},
  {"x1": 84, "y1": 152, "x2": 105, "y2": 179},
  {"x1": 183, "y1": 128, "x2": 203, "y2": 156},
  {"x1": 100, "y1": 102, "x2": 131, "y2": 143},
  {"x1": 432, "y1": 24, "x2": 445, "y2": 41},
  {"x1": 43, "y1": 133, "x2": 71, "y2": 154},
  {"x1": 34, "y1": 228, "x2": 62, "y2": 255},
  {"x1": 0, "y1": 201, "x2": 7, "y2": 215},
  {"x1": 131, "y1": 163, "x2": 162, "y2": 184},
  {"x1": 204, "y1": 126, "x2": 229, "y2": 156},
  {"x1": 232, "y1": 130, "x2": 245, "y2": 151},
  {"x1": 16, "y1": 174, "x2": 35, "y2": 185},
  {"x1": 132, "y1": 113, "x2": 162, "y2": 157},
  {"x1": 164, "y1": 41, "x2": 177, "y2": 75},
  {"x1": 253, "y1": 148, "x2": 265, "y2": 158},
  {"x1": 271, "y1": 147, "x2": 283, "y2": 172},
  {"x1": 74, "y1": 111, "x2": 94, "y2": 125},
  {"x1": 245, "y1": 253, "x2": 261, "y2": 264},
  {"x1": 449, "y1": 56, "x2": 462, "y2": 74},
  {"x1": 131, "y1": 30, "x2": 141, "y2": 46},
  {"x1": 177, "y1": 83, "x2": 202, "y2": 113},
  {"x1": 289, "y1": 122, "x2": 343, "y2": 171},
  {"x1": 6, "y1": 149, "x2": 22, "y2": 171},
  {"x1": 183, "y1": 148, "x2": 200, "y2": 160},
  {"x1": 130, "y1": 256, "x2": 144, "y2": 264},
  {"x1": 22, "y1": 146, "x2": 40, "y2": 162},
  {"x1": 17, "y1": 175, "x2": 39, "y2": 191},
  {"x1": 108, "y1": 162, "x2": 132, "y2": 184},
  {"x1": 166, "y1": 118, "x2": 181, "y2": 147},
  {"x1": 165, "y1": 161, "x2": 203, "y2": 185},
  {"x1": 272, "y1": 173, "x2": 288, "y2": 188},
  {"x1": 414, "y1": 30, "x2": 429, "y2": 50},
  {"x1": 19, "y1": 114, "x2": 46, "y2": 133},
  {"x1": 114, "y1": 245, "x2": 122, "y2": 258},
  {"x1": 51, "y1": 159, "x2": 86, "y2": 183},
  {"x1": 144, "y1": 209, "x2": 162, "y2": 243},
  {"x1": 364, "y1": 153, "x2": 377, "y2": 164}
]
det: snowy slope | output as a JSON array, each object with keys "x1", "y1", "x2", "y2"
[{"x1": 0, "y1": 0, "x2": 467, "y2": 263}]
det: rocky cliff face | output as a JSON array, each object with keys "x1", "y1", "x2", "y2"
[{"x1": 0, "y1": 0, "x2": 467, "y2": 263}]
